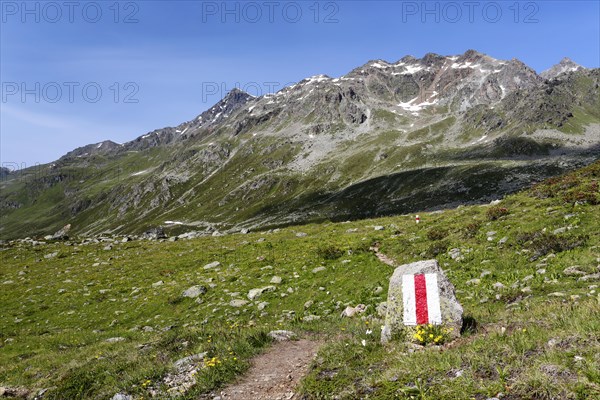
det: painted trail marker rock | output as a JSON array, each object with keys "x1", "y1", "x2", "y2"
[{"x1": 381, "y1": 259, "x2": 463, "y2": 343}]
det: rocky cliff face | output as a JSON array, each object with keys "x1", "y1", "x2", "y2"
[{"x1": 1, "y1": 50, "x2": 598, "y2": 239}]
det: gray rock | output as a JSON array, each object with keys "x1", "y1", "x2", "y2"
[
  {"x1": 270, "y1": 276, "x2": 282, "y2": 284},
  {"x1": 173, "y1": 352, "x2": 207, "y2": 370},
  {"x1": 44, "y1": 252, "x2": 58, "y2": 259},
  {"x1": 373, "y1": 286, "x2": 384, "y2": 295},
  {"x1": 182, "y1": 285, "x2": 207, "y2": 298},
  {"x1": 296, "y1": 232, "x2": 307, "y2": 237},
  {"x1": 304, "y1": 300, "x2": 314, "y2": 309},
  {"x1": 563, "y1": 266, "x2": 586, "y2": 276},
  {"x1": 52, "y1": 224, "x2": 71, "y2": 240},
  {"x1": 152, "y1": 280, "x2": 164, "y2": 288},
  {"x1": 267, "y1": 330, "x2": 297, "y2": 342},
  {"x1": 240, "y1": 228, "x2": 249, "y2": 234},
  {"x1": 257, "y1": 301, "x2": 269, "y2": 310},
  {"x1": 480, "y1": 270, "x2": 492, "y2": 278},
  {"x1": 111, "y1": 394, "x2": 133, "y2": 400},
  {"x1": 374, "y1": 225, "x2": 385, "y2": 231},
  {"x1": 382, "y1": 259, "x2": 463, "y2": 344},
  {"x1": 247, "y1": 285, "x2": 276, "y2": 300},
  {"x1": 303, "y1": 315, "x2": 321, "y2": 322},
  {"x1": 466, "y1": 278, "x2": 481, "y2": 285},
  {"x1": 203, "y1": 261, "x2": 221, "y2": 270},
  {"x1": 578, "y1": 273, "x2": 600, "y2": 282},
  {"x1": 312, "y1": 266, "x2": 326, "y2": 273},
  {"x1": 498, "y1": 236, "x2": 508, "y2": 245},
  {"x1": 448, "y1": 248, "x2": 462, "y2": 260},
  {"x1": 553, "y1": 227, "x2": 567, "y2": 235},
  {"x1": 340, "y1": 304, "x2": 366, "y2": 317},
  {"x1": 492, "y1": 282, "x2": 506, "y2": 290},
  {"x1": 105, "y1": 337, "x2": 125, "y2": 343},
  {"x1": 230, "y1": 299, "x2": 248, "y2": 307},
  {"x1": 548, "y1": 292, "x2": 566, "y2": 297}
]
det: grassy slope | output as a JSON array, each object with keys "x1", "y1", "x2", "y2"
[{"x1": 0, "y1": 163, "x2": 599, "y2": 399}]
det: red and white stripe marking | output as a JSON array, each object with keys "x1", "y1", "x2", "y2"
[{"x1": 402, "y1": 273, "x2": 442, "y2": 325}]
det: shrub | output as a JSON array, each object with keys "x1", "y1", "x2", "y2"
[
  {"x1": 426, "y1": 240, "x2": 449, "y2": 257},
  {"x1": 486, "y1": 206, "x2": 509, "y2": 221},
  {"x1": 517, "y1": 230, "x2": 588, "y2": 260},
  {"x1": 426, "y1": 228, "x2": 448, "y2": 241},
  {"x1": 316, "y1": 245, "x2": 344, "y2": 260},
  {"x1": 462, "y1": 222, "x2": 481, "y2": 238}
]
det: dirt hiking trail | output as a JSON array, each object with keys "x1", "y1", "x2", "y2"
[{"x1": 209, "y1": 338, "x2": 320, "y2": 400}]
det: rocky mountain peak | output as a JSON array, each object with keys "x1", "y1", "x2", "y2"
[{"x1": 540, "y1": 57, "x2": 585, "y2": 80}]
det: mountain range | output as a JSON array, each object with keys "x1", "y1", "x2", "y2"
[{"x1": 1, "y1": 50, "x2": 599, "y2": 239}]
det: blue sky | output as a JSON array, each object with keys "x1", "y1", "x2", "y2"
[{"x1": 1, "y1": 0, "x2": 599, "y2": 167}]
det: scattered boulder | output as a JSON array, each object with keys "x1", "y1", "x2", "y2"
[
  {"x1": 267, "y1": 330, "x2": 297, "y2": 342},
  {"x1": 579, "y1": 273, "x2": 600, "y2": 282},
  {"x1": 105, "y1": 337, "x2": 126, "y2": 343},
  {"x1": 303, "y1": 315, "x2": 321, "y2": 322},
  {"x1": 374, "y1": 226, "x2": 385, "y2": 231},
  {"x1": 230, "y1": 299, "x2": 248, "y2": 307},
  {"x1": 203, "y1": 261, "x2": 221, "y2": 270},
  {"x1": 340, "y1": 304, "x2": 366, "y2": 317},
  {"x1": 448, "y1": 248, "x2": 463, "y2": 261},
  {"x1": 312, "y1": 266, "x2": 326, "y2": 273},
  {"x1": 152, "y1": 281, "x2": 164, "y2": 288},
  {"x1": 173, "y1": 353, "x2": 207, "y2": 371},
  {"x1": 270, "y1": 276, "x2": 282, "y2": 284},
  {"x1": 563, "y1": 266, "x2": 586, "y2": 276},
  {"x1": 144, "y1": 226, "x2": 166, "y2": 240},
  {"x1": 296, "y1": 232, "x2": 307, "y2": 237},
  {"x1": 247, "y1": 286, "x2": 276, "y2": 300},
  {"x1": 52, "y1": 224, "x2": 71, "y2": 240},
  {"x1": 182, "y1": 285, "x2": 207, "y2": 298},
  {"x1": 381, "y1": 259, "x2": 463, "y2": 344},
  {"x1": 111, "y1": 393, "x2": 133, "y2": 400}
]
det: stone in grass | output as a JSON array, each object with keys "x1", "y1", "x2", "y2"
[
  {"x1": 105, "y1": 337, "x2": 126, "y2": 343},
  {"x1": 381, "y1": 259, "x2": 463, "y2": 344},
  {"x1": 340, "y1": 304, "x2": 366, "y2": 317},
  {"x1": 247, "y1": 286, "x2": 276, "y2": 300},
  {"x1": 267, "y1": 330, "x2": 297, "y2": 342},
  {"x1": 230, "y1": 299, "x2": 248, "y2": 307},
  {"x1": 203, "y1": 261, "x2": 221, "y2": 270},
  {"x1": 182, "y1": 285, "x2": 207, "y2": 298},
  {"x1": 111, "y1": 394, "x2": 133, "y2": 400}
]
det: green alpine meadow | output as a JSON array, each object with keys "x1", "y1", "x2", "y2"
[{"x1": 1, "y1": 161, "x2": 598, "y2": 399}]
